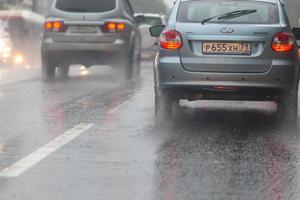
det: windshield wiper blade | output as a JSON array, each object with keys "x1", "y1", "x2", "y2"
[
  {"x1": 64, "y1": 8, "x2": 87, "y2": 12},
  {"x1": 218, "y1": 9, "x2": 257, "y2": 21},
  {"x1": 201, "y1": 9, "x2": 257, "y2": 25}
]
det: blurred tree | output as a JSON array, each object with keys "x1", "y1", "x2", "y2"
[
  {"x1": 285, "y1": 0, "x2": 300, "y2": 26},
  {"x1": 129, "y1": 0, "x2": 168, "y2": 13}
]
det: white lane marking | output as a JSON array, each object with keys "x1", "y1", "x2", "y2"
[{"x1": 0, "y1": 123, "x2": 94, "y2": 178}]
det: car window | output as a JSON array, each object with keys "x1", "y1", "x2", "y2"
[
  {"x1": 177, "y1": 1, "x2": 279, "y2": 24},
  {"x1": 55, "y1": 0, "x2": 116, "y2": 13},
  {"x1": 139, "y1": 17, "x2": 163, "y2": 26}
]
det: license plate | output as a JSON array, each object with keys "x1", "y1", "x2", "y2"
[
  {"x1": 203, "y1": 42, "x2": 251, "y2": 55},
  {"x1": 69, "y1": 26, "x2": 98, "y2": 33}
]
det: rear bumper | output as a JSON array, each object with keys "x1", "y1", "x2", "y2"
[
  {"x1": 41, "y1": 38, "x2": 130, "y2": 66},
  {"x1": 42, "y1": 38, "x2": 129, "y2": 53},
  {"x1": 155, "y1": 56, "x2": 299, "y2": 100}
]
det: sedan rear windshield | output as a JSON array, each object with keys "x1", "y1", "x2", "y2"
[
  {"x1": 56, "y1": 0, "x2": 116, "y2": 13},
  {"x1": 177, "y1": 1, "x2": 279, "y2": 24}
]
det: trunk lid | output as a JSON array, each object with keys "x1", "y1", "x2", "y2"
[
  {"x1": 48, "y1": 16, "x2": 119, "y2": 43},
  {"x1": 176, "y1": 23, "x2": 282, "y2": 73}
]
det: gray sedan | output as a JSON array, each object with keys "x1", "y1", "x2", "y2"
[{"x1": 150, "y1": 0, "x2": 300, "y2": 127}]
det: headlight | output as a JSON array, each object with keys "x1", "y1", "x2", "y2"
[{"x1": 13, "y1": 53, "x2": 24, "y2": 65}]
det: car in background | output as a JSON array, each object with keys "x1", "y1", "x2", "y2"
[
  {"x1": 41, "y1": 0, "x2": 141, "y2": 80},
  {"x1": 134, "y1": 13, "x2": 166, "y2": 50},
  {"x1": 0, "y1": 26, "x2": 13, "y2": 66},
  {"x1": 150, "y1": 0, "x2": 300, "y2": 127},
  {"x1": 0, "y1": 10, "x2": 44, "y2": 67},
  {"x1": 134, "y1": 13, "x2": 166, "y2": 27}
]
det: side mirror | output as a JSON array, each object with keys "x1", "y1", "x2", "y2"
[
  {"x1": 149, "y1": 25, "x2": 165, "y2": 37},
  {"x1": 292, "y1": 27, "x2": 300, "y2": 40}
]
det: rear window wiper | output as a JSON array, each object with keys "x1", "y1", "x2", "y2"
[
  {"x1": 62, "y1": 8, "x2": 87, "y2": 12},
  {"x1": 201, "y1": 9, "x2": 257, "y2": 25}
]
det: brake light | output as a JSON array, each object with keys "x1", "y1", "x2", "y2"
[
  {"x1": 117, "y1": 23, "x2": 126, "y2": 31},
  {"x1": 103, "y1": 22, "x2": 126, "y2": 33},
  {"x1": 106, "y1": 22, "x2": 116, "y2": 31},
  {"x1": 272, "y1": 32, "x2": 294, "y2": 52},
  {"x1": 160, "y1": 30, "x2": 183, "y2": 50},
  {"x1": 212, "y1": 86, "x2": 238, "y2": 91},
  {"x1": 44, "y1": 21, "x2": 65, "y2": 32},
  {"x1": 44, "y1": 22, "x2": 53, "y2": 30}
]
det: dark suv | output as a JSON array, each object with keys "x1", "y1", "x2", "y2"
[{"x1": 41, "y1": 0, "x2": 141, "y2": 80}]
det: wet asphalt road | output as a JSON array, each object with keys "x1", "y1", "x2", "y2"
[{"x1": 0, "y1": 61, "x2": 300, "y2": 200}]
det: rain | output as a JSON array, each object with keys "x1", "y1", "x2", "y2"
[{"x1": 0, "y1": 0, "x2": 300, "y2": 200}]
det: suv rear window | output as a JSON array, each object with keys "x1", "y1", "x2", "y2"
[
  {"x1": 177, "y1": 1, "x2": 279, "y2": 24},
  {"x1": 139, "y1": 17, "x2": 163, "y2": 26},
  {"x1": 56, "y1": 0, "x2": 116, "y2": 13}
]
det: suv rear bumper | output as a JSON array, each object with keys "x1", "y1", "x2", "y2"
[
  {"x1": 155, "y1": 56, "x2": 298, "y2": 100},
  {"x1": 42, "y1": 38, "x2": 129, "y2": 53},
  {"x1": 41, "y1": 38, "x2": 130, "y2": 66}
]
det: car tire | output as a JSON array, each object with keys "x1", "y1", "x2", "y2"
[
  {"x1": 155, "y1": 88, "x2": 174, "y2": 126},
  {"x1": 113, "y1": 52, "x2": 133, "y2": 81},
  {"x1": 276, "y1": 91, "x2": 298, "y2": 129},
  {"x1": 57, "y1": 65, "x2": 70, "y2": 80},
  {"x1": 132, "y1": 51, "x2": 141, "y2": 79},
  {"x1": 42, "y1": 55, "x2": 55, "y2": 80},
  {"x1": 132, "y1": 40, "x2": 141, "y2": 79},
  {"x1": 118, "y1": 43, "x2": 140, "y2": 81}
]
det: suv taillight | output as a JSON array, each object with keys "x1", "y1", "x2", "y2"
[
  {"x1": 44, "y1": 21, "x2": 66, "y2": 32},
  {"x1": 160, "y1": 30, "x2": 183, "y2": 50},
  {"x1": 102, "y1": 22, "x2": 126, "y2": 33},
  {"x1": 272, "y1": 32, "x2": 295, "y2": 52}
]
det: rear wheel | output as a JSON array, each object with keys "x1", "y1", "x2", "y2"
[
  {"x1": 123, "y1": 55, "x2": 133, "y2": 81},
  {"x1": 276, "y1": 91, "x2": 298, "y2": 129},
  {"x1": 132, "y1": 41, "x2": 141, "y2": 79},
  {"x1": 42, "y1": 55, "x2": 55, "y2": 80},
  {"x1": 115, "y1": 52, "x2": 134, "y2": 81},
  {"x1": 116, "y1": 42, "x2": 140, "y2": 81},
  {"x1": 57, "y1": 65, "x2": 70, "y2": 80},
  {"x1": 155, "y1": 88, "x2": 175, "y2": 126},
  {"x1": 132, "y1": 51, "x2": 141, "y2": 79}
]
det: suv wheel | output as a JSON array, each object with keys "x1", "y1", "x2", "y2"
[
  {"x1": 276, "y1": 91, "x2": 298, "y2": 128},
  {"x1": 117, "y1": 46, "x2": 140, "y2": 81},
  {"x1": 57, "y1": 65, "x2": 70, "y2": 80},
  {"x1": 132, "y1": 41, "x2": 141, "y2": 79},
  {"x1": 132, "y1": 50, "x2": 141, "y2": 78},
  {"x1": 114, "y1": 52, "x2": 133, "y2": 81},
  {"x1": 42, "y1": 55, "x2": 55, "y2": 80}
]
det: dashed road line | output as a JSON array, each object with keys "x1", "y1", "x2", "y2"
[{"x1": 0, "y1": 123, "x2": 94, "y2": 178}]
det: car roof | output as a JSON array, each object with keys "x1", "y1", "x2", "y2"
[
  {"x1": 134, "y1": 13, "x2": 164, "y2": 18},
  {"x1": 179, "y1": 0, "x2": 280, "y2": 4},
  {"x1": 49, "y1": 0, "x2": 123, "y2": 18}
]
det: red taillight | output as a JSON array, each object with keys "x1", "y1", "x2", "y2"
[
  {"x1": 44, "y1": 21, "x2": 53, "y2": 31},
  {"x1": 160, "y1": 30, "x2": 183, "y2": 50},
  {"x1": 212, "y1": 86, "x2": 238, "y2": 91},
  {"x1": 44, "y1": 21, "x2": 65, "y2": 32},
  {"x1": 103, "y1": 22, "x2": 126, "y2": 33},
  {"x1": 117, "y1": 23, "x2": 126, "y2": 31},
  {"x1": 272, "y1": 32, "x2": 295, "y2": 52}
]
